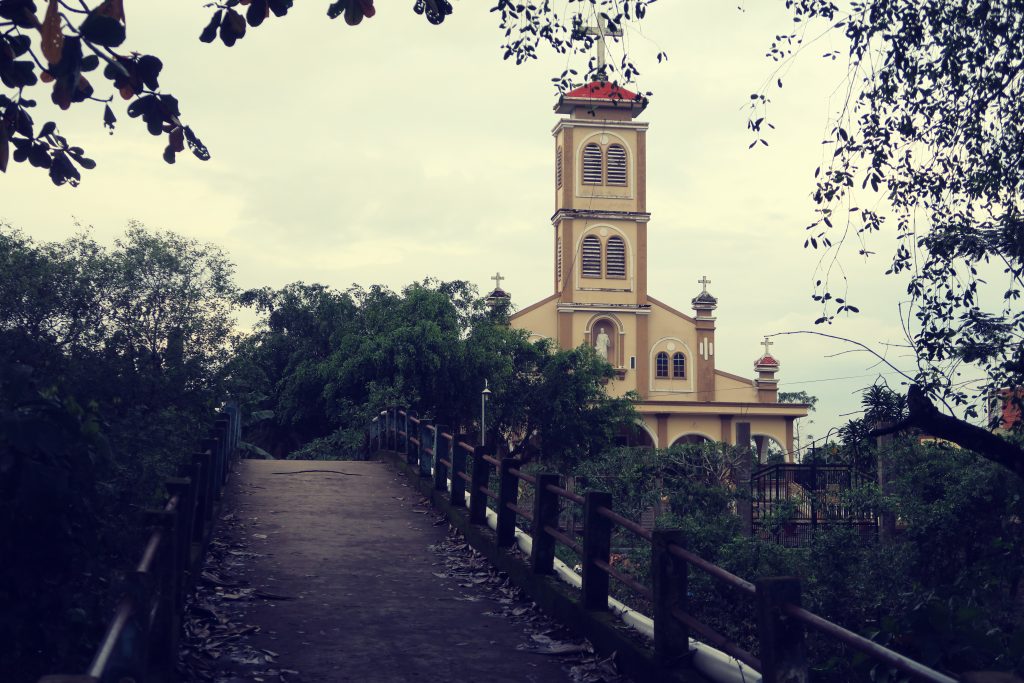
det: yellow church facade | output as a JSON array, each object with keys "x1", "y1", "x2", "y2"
[{"x1": 506, "y1": 82, "x2": 807, "y2": 457}]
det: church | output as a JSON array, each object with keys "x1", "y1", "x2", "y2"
[{"x1": 497, "y1": 80, "x2": 808, "y2": 459}]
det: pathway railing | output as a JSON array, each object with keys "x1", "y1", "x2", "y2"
[
  {"x1": 39, "y1": 404, "x2": 242, "y2": 683},
  {"x1": 371, "y1": 408, "x2": 957, "y2": 683}
]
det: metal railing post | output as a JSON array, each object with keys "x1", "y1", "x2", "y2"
[
  {"x1": 469, "y1": 445, "x2": 491, "y2": 524},
  {"x1": 497, "y1": 458, "x2": 519, "y2": 547},
  {"x1": 530, "y1": 473, "x2": 560, "y2": 575},
  {"x1": 756, "y1": 576, "x2": 808, "y2": 683},
  {"x1": 653, "y1": 529, "x2": 690, "y2": 668},
  {"x1": 582, "y1": 491, "x2": 612, "y2": 610},
  {"x1": 407, "y1": 411, "x2": 418, "y2": 465}
]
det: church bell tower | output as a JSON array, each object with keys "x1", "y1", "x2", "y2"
[{"x1": 551, "y1": 82, "x2": 650, "y2": 377}]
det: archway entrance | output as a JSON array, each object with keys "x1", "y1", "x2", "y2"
[
  {"x1": 752, "y1": 435, "x2": 787, "y2": 464},
  {"x1": 614, "y1": 423, "x2": 655, "y2": 448},
  {"x1": 669, "y1": 434, "x2": 712, "y2": 448}
]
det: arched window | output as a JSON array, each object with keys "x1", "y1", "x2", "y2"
[
  {"x1": 605, "y1": 236, "x2": 625, "y2": 278},
  {"x1": 556, "y1": 146, "x2": 563, "y2": 189},
  {"x1": 606, "y1": 144, "x2": 627, "y2": 185},
  {"x1": 582, "y1": 143, "x2": 603, "y2": 184},
  {"x1": 672, "y1": 352, "x2": 686, "y2": 378},
  {"x1": 581, "y1": 235, "x2": 602, "y2": 277},
  {"x1": 656, "y1": 351, "x2": 669, "y2": 378}
]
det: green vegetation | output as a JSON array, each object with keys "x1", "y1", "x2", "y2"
[
  {"x1": 0, "y1": 223, "x2": 236, "y2": 681},
  {"x1": 566, "y1": 437, "x2": 1024, "y2": 680}
]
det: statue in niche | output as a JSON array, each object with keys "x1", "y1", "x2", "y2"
[{"x1": 595, "y1": 327, "x2": 611, "y2": 361}]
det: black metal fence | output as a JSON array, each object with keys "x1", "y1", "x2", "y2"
[{"x1": 751, "y1": 463, "x2": 877, "y2": 547}]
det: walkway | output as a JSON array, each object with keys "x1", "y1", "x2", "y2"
[{"x1": 180, "y1": 458, "x2": 602, "y2": 683}]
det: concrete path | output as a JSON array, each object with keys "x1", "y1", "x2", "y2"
[{"x1": 186, "y1": 458, "x2": 590, "y2": 683}]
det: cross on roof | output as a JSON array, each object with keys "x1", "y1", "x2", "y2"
[
  {"x1": 583, "y1": 22, "x2": 623, "y2": 75},
  {"x1": 491, "y1": 272, "x2": 505, "y2": 290},
  {"x1": 762, "y1": 336, "x2": 774, "y2": 355},
  {"x1": 698, "y1": 275, "x2": 711, "y2": 294}
]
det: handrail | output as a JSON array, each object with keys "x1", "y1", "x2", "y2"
[
  {"x1": 667, "y1": 543, "x2": 755, "y2": 595},
  {"x1": 508, "y1": 467, "x2": 536, "y2": 485},
  {"x1": 51, "y1": 406, "x2": 244, "y2": 683},
  {"x1": 373, "y1": 405, "x2": 963, "y2": 682},
  {"x1": 409, "y1": 415, "x2": 420, "y2": 425},
  {"x1": 544, "y1": 482, "x2": 584, "y2": 505},
  {"x1": 543, "y1": 524, "x2": 582, "y2": 555},
  {"x1": 596, "y1": 505, "x2": 653, "y2": 542},
  {"x1": 593, "y1": 557, "x2": 651, "y2": 599},
  {"x1": 783, "y1": 604, "x2": 957, "y2": 683},
  {"x1": 671, "y1": 607, "x2": 761, "y2": 672}
]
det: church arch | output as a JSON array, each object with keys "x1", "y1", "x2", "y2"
[
  {"x1": 576, "y1": 132, "x2": 633, "y2": 194},
  {"x1": 574, "y1": 224, "x2": 633, "y2": 285},
  {"x1": 752, "y1": 434, "x2": 787, "y2": 464},
  {"x1": 669, "y1": 433, "x2": 714, "y2": 448},
  {"x1": 649, "y1": 337, "x2": 695, "y2": 393},
  {"x1": 586, "y1": 314, "x2": 625, "y2": 367}
]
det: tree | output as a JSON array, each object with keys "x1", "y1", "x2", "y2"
[
  {"x1": 231, "y1": 278, "x2": 638, "y2": 464},
  {"x1": 747, "y1": 2, "x2": 1024, "y2": 476},
  {"x1": 0, "y1": 0, "x2": 657, "y2": 185}
]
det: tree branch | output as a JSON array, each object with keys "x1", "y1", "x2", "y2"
[{"x1": 869, "y1": 385, "x2": 1024, "y2": 479}]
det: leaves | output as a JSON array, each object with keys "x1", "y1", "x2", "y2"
[
  {"x1": 79, "y1": 5, "x2": 126, "y2": 47},
  {"x1": 39, "y1": 0, "x2": 64, "y2": 65}
]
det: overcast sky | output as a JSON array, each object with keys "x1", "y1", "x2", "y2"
[{"x1": 1, "y1": 1, "x2": 932, "y2": 445}]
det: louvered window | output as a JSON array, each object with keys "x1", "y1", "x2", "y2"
[
  {"x1": 581, "y1": 235, "x2": 602, "y2": 277},
  {"x1": 606, "y1": 144, "x2": 627, "y2": 185},
  {"x1": 656, "y1": 352, "x2": 669, "y2": 378},
  {"x1": 556, "y1": 146, "x2": 563, "y2": 189},
  {"x1": 672, "y1": 353, "x2": 686, "y2": 378},
  {"x1": 582, "y1": 143, "x2": 603, "y2": 185},
  {"x1": 556, "y1": 236, "x2": 562, "y2": 282},
  {"x1": 605, "y1": 236, "x2": 625, "y2": 277}
]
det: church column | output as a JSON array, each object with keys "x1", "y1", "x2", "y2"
[
  {"x1": 720, "y1": 414, "x2": 734, "y2": 444},
  {"x1": 637, "y1": 222, "x2": 648, "y2": 304},
  {"x1": 691, "y1": 277, "x2": 718, "y2": 402},
  {"x1": 636, "y1": 313, "x2": 649, "y2": 399},
  {"x1": 561, "y1": 128, "x2": 574, "y2": 208},
  {"x1": 784, "y1": 416, "x2": 795, "y2": 459},
  {"x1": 656, "y1": 413, "x2": 668, "y2": 449}
]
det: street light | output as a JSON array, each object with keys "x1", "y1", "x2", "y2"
[{"x1": 480, "y1": 379, "x2": 492, "y2": 446}]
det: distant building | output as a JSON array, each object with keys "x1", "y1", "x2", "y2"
[{"x1": 497, "y1": 81, "x2": 808, "y2": 459}]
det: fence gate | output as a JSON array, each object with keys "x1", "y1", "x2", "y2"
[{"x1": 750, "y1": 464, "x2": 877, "y2": 546}]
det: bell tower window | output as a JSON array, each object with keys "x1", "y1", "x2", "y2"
[
  {"x1": 582, "y1": 143, "x2": 603, "y2": 185},
  {"x1": 606, "y1": 144, "x2": 627, "y2": 185},
  {"x1": 605, "y1": 236, "x2": 626, "y2": 278},
  {"x1": 581, "y1": 235, "x2": 602, "y2": 277}
]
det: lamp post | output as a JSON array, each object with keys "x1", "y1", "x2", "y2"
[{"x1": 480, "y1": 379, "x2": 492, "y2": 446}]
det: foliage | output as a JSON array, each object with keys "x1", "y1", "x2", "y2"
[
  {"x1": 0, "y1": 0, "x2": 659, "y2": 185},
  {"x1": 230, "y1": 279, "x2": 637, "y2": 466},
  {"x1": 779, "y1": 390, "x2": 818, "y2": 411},
  {"x1": 0, "y1": 222, "x2": 236, "y2": 681},
  {"x1": 564, "y1": 437, "x2": 1024, "y2": 679},
  {"x1": 751, "y1": 2, "x2": 1024, "y2": 442}
]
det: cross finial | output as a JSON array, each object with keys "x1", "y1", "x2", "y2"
[
  {"x1": 698, "y1": 275, "x2": 711, "y2": 294},
  {"x1": 762, "y1": 336, "x2": 774, "y2": 355},
  {"x1": 491, "y1": 272, "x2": 505, "y2": 290},
  {"x1": 583, "y1": 22, "x2": 623, "y2": 76}
]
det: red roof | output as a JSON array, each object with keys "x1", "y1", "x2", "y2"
[
  {"x1": 565, "y1": 81, "x2": 639, "y2": 101},
  {"x1": 755, "y1": 355, "x2": 780, "y2": 368}
]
